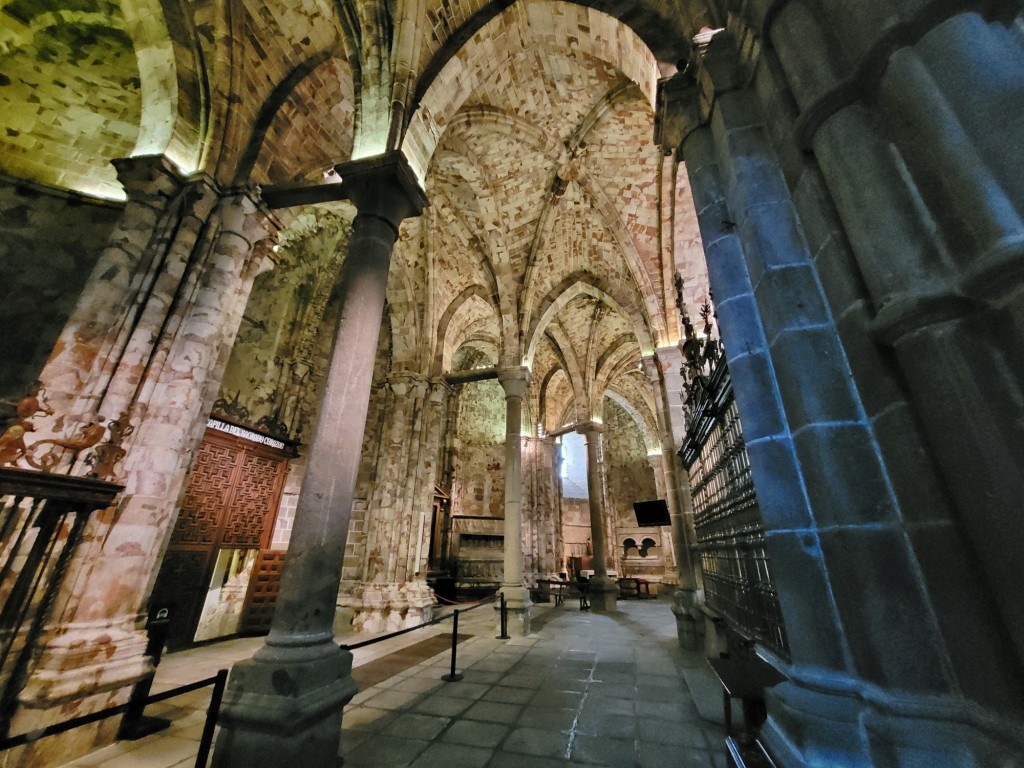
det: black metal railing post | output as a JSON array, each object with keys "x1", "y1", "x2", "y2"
[
  {"x1": 496, "y1": 592, "x2": 510, "y2": 639},
  {"x1": 0, "y1": 592, "x2": 503, "y2": 760},
  {"x1": 117, "y1": 606, "x2": 173, "y2": 740},
  {"x1": 441, "y1": 609, "x2": 463, "y2": 682},
  {"x1": 0, "y1": 671, "x2": 223, "y2": 754},
  {"x1": 194, "y1": 668, "x2": 227, "y2": 768}
]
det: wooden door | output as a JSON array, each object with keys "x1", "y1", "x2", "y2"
[{"x1": 151, "y1": 429, "x2": 288, "y2": 649}]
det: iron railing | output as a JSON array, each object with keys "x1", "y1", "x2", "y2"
[
  {"x1": 0, "y1": 668, "x2": 227, "y2": 768},
  {"x1": 0, "y1": 467, "x2": 123, "y2": 733},
  {"x1": 680, "y1": 357, "x2": 789, "y2": 658}
]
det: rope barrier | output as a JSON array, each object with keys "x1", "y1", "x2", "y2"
[
  {"x1": 0, "y1": 668, "x2": 228, "y2": 768},
  {"x1": 433, "y1": 589, "x2": 500, "y2": 606},
  {"x1": 0, "y1": 589, "x2": 505, "y2": 762}
]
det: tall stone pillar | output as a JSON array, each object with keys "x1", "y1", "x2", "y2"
[
  {"x1": 348, "y1": 373, "x2": 446, "y2": 632},
  {"x1": 523, "y1": 435, "x2": 563, "y2": 580},
  {"x1": 496, "y1": 367, "x2": 532, "y2": 635},
  {"x1": 766, "y1": 4, "x2": 1024, "y2": 674},
  {"x1": 576, "y1": 422, "x2": 617, "y2": 611},
  {"x1": 13, "y1": 182, "x2": 274, "y2": 760},
  {"x1": 660, "y1": 17, "x2": 1024, "y2": 763},
  {"x1": 36, "y1": 155, "x2": 191, "y2": 430},
  {"x1": 212, "y1": 153, "x2": 426, "y2": 768},
  {"x1": 642, "y1": 353, "x2": 700, "y2": 647},
  {"x1": 741, "y1": 4, "x2": 1024, "y2": 763}
]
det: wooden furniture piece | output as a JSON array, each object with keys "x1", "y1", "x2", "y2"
[
  {"x1": 617, "y1": 577, "x2": 653, "y2": 599},
  {"x1": 708, "y1": 653, "x2": 787, "y2": 768}
]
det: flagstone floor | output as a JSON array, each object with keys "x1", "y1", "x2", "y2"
[{"x1": 55, "y1": 597, "x2": 731, "y2": 768}]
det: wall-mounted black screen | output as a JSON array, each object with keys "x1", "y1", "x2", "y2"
[{"x1": 632, "y1": 499, "x2": 670, "y2": 527}]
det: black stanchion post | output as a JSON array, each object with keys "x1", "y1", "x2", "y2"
[
  {"x1": 194, "y1": 668, "x2": 228, "y2": 768},
  {"x1": 497, "y1": 592, "x2": 510, "y2": 640},
  {"x1": 118, "y1": 605, "x2": 173, "y2": 740},
  {"x1": 442, "y1": 610, "x2": 464, "y2": 682}
]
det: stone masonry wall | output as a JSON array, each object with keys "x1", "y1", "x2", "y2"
[
  {"x1": 0, "y1": 178, "x2": 121, "y2": 404},
  {"x1": 603, "y1": 397, "x2": 658, "y2": 528},
  {"x1": 449, "y1": 379, "x2": 506, "y2": 519}
]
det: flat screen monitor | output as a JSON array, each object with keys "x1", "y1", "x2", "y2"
[{"x1": 632, "y1": 499, "x2": 670, "y2": 527}]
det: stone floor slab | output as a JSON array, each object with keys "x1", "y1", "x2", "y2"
[{"x1": 56, "y1": 600, "x2": 730, "y2": 768}]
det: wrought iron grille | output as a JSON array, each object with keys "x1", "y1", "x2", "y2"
[{"x1": 678, "y1": 330, "x2": 788, "y2": 658}]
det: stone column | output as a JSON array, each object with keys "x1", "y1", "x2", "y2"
[
  {"x1": 12, "y1": 187, "x2": 274, "y2": 762},
  {"x1": 35, "y1": 156, "x2": 188, "y2": 430},
  {"x1": 663, "y1": 21, "x2": 1024, "y2": 764},
  {"x1": 768, "y1": 4, "x2": 1024, "y2": 669},
  {"x1": 750, "y1": 5, "x2": 1024, "y2": 763},
  {"x1": 577, "y1": 422, "x2": 617, "y2": 611},
  {"x1": 523, "y1": 435, "x2": 562, "y2": 579},
  {"x1": 212, "y1": 153, "x2": 426, "y2": 768},
  {"x1": 349, "y1": 372, "x2": 442, "y2": 632},
  {"x1": 496, "y1": 367, "x2": 532, "y2": 635},
  {"x1": 412, "y1": 379, "x2": 451, "y2": 574}
]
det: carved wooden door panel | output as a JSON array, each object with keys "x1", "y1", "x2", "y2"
[
  {"x1": 239, "y1": 551, "x2": 286, "y2": 634},
  {"x1": 151, "y1": 429, "x2": 288, "y2": 649}
]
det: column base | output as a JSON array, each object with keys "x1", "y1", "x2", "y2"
[
  {"x1": 588, "y1": 576, "x2": 619, "y2": 612},
  {"x1": 761, "y1": 669, "x2": 1024, "y2": 768},
  {"x1": 496, "y1": 584, "x2": 532, "y2": 636},
  {"x1": 15, "y1": 622, "x2": 150, "y2": 708},
  {"x1": 211, "y1": 641, "x2": 357, "y2": 768},
  {"x1": 341, "y1": 581, "x2": 435, "y2": 633},
  {"x1": 670, "y1": 587, "x2": 704, "y2": 651}
]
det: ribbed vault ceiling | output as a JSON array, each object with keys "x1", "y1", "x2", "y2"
[{"x1": 417, "y1": 0, "x2": 697, "y2": 433}]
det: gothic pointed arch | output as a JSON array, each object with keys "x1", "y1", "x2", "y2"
[
  {"x1": 523, "y1": 273, "x2": 654, "y2": 367},
  {"x1": 401, "y1": 0, "x2": 659, "y2": 183},
  {"x1": 433, "y1": 285, "x2": 501, "y2": 374}
]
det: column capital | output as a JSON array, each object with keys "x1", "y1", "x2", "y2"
[
  {"x1": 656, "y1": 31, "x2": 745, "y2": 154},
  {"x1": 497, "y1": 366, "x2": 531, "y2": 398},
  {"x1": 655, "y1": 71, "x2": 704, "y2": 152},
  {"x1": 696, "y1": 31, "x2": 745, "y2": 98},
  {"x1": 427, "y1": 376, "x2": 454, "y2": 404},
  {"x1": 336, "y1": 151, "x2": 427, "y2": 235},
  {"x1": 641, "y1": 354, "x2": 662, "y2": 383},
  {"x1": 217, "y1": 187, "x2": 273, "y2": 244},
  {"x1": 386, "y1": 371, "x2": 430, "y2": 398},
  {"x1": 655, "y1": 344, "x2": 684, "y2": 364},
  {"x1": 111, "y1": 154, "x2": 197, "y2": 210},
  {"x1": 575, "y1": 420, "x2": 605, "y2": 436}
]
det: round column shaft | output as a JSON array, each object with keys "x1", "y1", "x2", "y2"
[
  {"x1": 643, "y1": 353, "x2": 701, "y2": 648},
  {"x1": 577, "y1": 421, "x2": 617, "y2": 611},
  {"x1": 497, "y1": 366, "x2": 532, "y2": 635},
  {"x1": 212, "y1": 153, "x2": 426, "y2": 768}
]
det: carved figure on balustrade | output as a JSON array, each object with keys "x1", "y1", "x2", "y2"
[
  {"x1": 0, "y1": 421, "x2": 33, "y2": 466},
  {"x1": 1, "y1": 384, "x2": 54, "y2": 467},
  {"x1": 13, "y1": 383, "x2": 54, "y2": 421},
  {"x1": 25, "y1": 420, "x2": 106, "y2": 471},
  {"x1": 85, "y1": 413, "x2": 135, "y2": 481}
]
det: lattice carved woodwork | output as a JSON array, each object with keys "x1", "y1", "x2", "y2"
[
  {"x1": 172, "y1": 441, "x2": 237, "y2": 545},
  {"x1": 240, "y1": 550, "x2": 286, "y2": 634},
  {"x1": 221, "y1": 452, "x2": 283, "y2": 547},
  {"x1": 153, "y1": 428, "x2": 289, "y2": 646}
]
